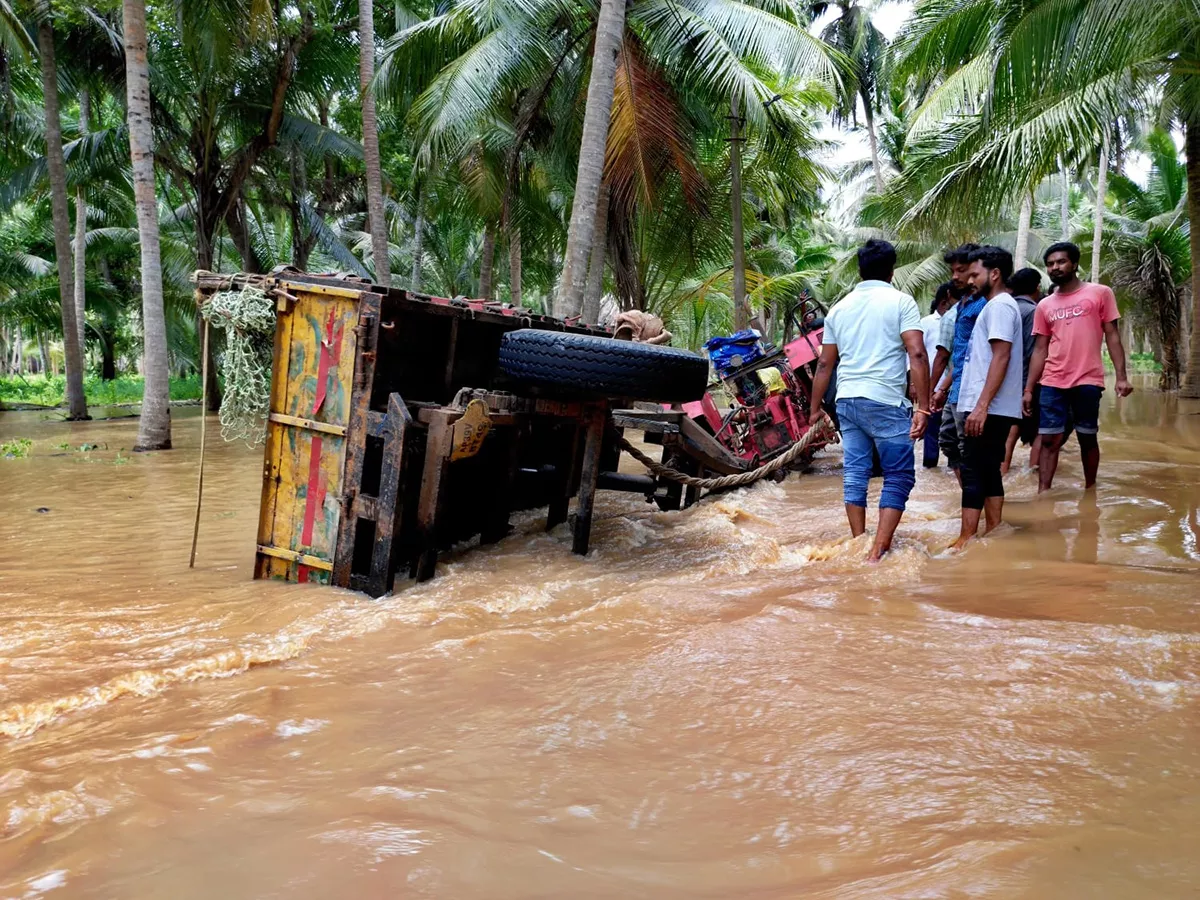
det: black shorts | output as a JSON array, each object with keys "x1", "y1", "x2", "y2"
[{"x1": 960, "y1": 414, "x2": 1020, "y2": 510}]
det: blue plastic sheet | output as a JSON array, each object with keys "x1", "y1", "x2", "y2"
[{"x1": 704, "y1": 330, "x2": 764, "y2": 377}]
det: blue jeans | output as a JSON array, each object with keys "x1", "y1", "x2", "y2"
[{"x1": 836, "y1": 398, "x2": 916, "y2": 512}]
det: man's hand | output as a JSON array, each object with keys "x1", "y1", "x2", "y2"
[
  {"x1": 965, "y1": 406, "x2": 987, "y2": 437},
  {"x1": 1116, "y1": 377, "x2": 1133, "y2": 398},
  {"x1": 809, "y1": 404, "x2": 824, "y2": 427},
  {"x1": 931, "y1": 386, "x2": 948, "y2": 413},
  {"x1": 910, "y1": 410, "x2": 928, "y2": 440},
  {"x1": 1022, "y1": 389, "x2": 1034, "y2": 418}
]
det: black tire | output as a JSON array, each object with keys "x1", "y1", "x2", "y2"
[{"x1": 498, "y1": 329, "x2": 709, "y2": 403}]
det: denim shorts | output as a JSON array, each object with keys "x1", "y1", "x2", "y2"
[
  {"x1": 835, "y1": 397, "x2": 916, "y2": 512},
  {"x1": 1039, "y1": 384, "x2": 1102, "y2": 435}
]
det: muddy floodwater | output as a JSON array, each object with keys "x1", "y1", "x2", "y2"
[{"x1": 1, "y1": 385, "x2": 1198, "y2": 897}]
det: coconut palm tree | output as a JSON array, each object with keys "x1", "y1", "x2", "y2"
[
  {"x1": 121, "y1": 0, "x2": 170, "y2": 448},
  {"x1": 557, "y1": 0, "x2": 626, "y2": 317},
  {"x1": 359, "y1": 0, "x2": 390, "y2": 287},
  {"x1": 30, "y1": 1, "x2": 86, "y2": 418},
  {"x1": 1108, "y1": 128, "x2": 1191, "y2": 390},
  {"x1": 811, "y1": 0, "x2": 889, "y2": 193},
  {"x1": 380, "y1": 0, "x2": 839, "y2": 315},
  {"x1": 886, "y1": 0, "x2": 1199, "y2": 387}
]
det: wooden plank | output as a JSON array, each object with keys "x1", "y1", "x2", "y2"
[
  {"x1": 611, "y1": 408, "x2": 684, "y2": 423},
  {"x1": 277, "y1": 278, "x2": 371, "y2": 300},
  {"x1": 414, "y1": 409, "x2": 456, "y2": 582},
  {"x1": 333, "y1": 293, "x2": 383, "y2": 586},
  {"x1": 367, "y1": 393, "x2": 414, "y2": 596},
  {"x1": 676, "y1": 417, "x2": 750, "y2": 475},
  {"x1": 256, "y1": 287, "x2": 297, "y2": 574},
  {"x1": 611, "y1": 413, "x2": 679, "y2": 435},
  {"x1": 267, "y1": 412, "x2": 348, "y2": 436},
  {"x1": 256, "y1": 545, "x2": 334, "y2": 571},
  {"x1": 572, "y1": 405, "x2": 607, "y2": 555},
  {"x1": 416, "y1": 406, "x2": 464, "y2": 427}
]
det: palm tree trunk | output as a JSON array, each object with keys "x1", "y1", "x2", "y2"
[
  {"x1": 1060, "y1": 161, "x2": 1071, "y2": 241},
  {"x1": 508, "y1": 228, "x2": 522, "y2": 308},
  {"x1": 410, "y1": 186, "x2": 424, "y2": 291},
  {"x1": 359, "y1": 0, "x2": 390, "y2": 288},
  {"x1": 73, "y1": 89, "x2": 88, "y2": 351},
  {"x1": 864, "y1": 104, "x2": 885, "y2": 194},
  {"x1": 123, "y1": 0, "x2": 171, "y2": 449},
  {"x1": 1014, "y1": 190, "x2": 1032, "y2": 267},
  {"x1": 582, "y1": 182, "x2": 610, "y2": 323},
  {"x1": 1181, "y1": 120, "x2": 1200, "y2": 398},
  {"x1": 479, "y1": 226, "x2": 496, "y2": 299},
  {"x1": 38, "y1": 331, "x2": 50, "y2": 376},
  {"x1": 1091, "y1": 130, "x2": 1110, "y2": 283},
  {"x1": 730, "y1": 93, "x2": 749, "y2": 332},
  {"x1": 557, "y1": 0, "x2": 626, "y2": 318},
  {"x1": 37, "y1": 16, "x2": 87, "y2": 420}
]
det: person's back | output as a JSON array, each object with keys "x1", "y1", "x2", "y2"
[
  {"x1": 808, "y1": 239, "x2": 929, "y2": 563},
  {"x1": 824, "y1": 281, "x2": 917, "y2": 407},
  {"x1": 1014, "y1": 295, "x2": 1038, "y2": 382}
]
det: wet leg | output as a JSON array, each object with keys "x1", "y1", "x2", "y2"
[
  {"x1": 1001, "y1": 423, "x2": 1019, "y2": 475},
  {"x1": 846, "y1": 504, "x2": 867, "y2": 537},
  {"x1": 952, "y1": 508, "x2": 982, "y2": 550},
  {"x1": 871, "y1": 425, "x2": 916, "y2": 561},
  {"x1": 1078, "y1": 432, "x2": 1100, "y2": 489},
  {"x1": 983, "y1": 496, "x2": 1004, "y2": 533},
  {"x1": 870, "y1": 508, "x2": 903, "y2": 561},
  {"x1": 1038, "y1": 433, "x2": 1065, "y2": 492}
]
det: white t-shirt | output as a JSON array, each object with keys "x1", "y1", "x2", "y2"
[
  {"x1": 919, "y1": 310, "x2": 951, "y2": 389},
  {"x1": 920, "y1": 311, "x2": 941, "y2": 372},
  {"x1": 957, "y1": 292, "x2": 1023, "y2": 418},
  {"x1": 823, "y1": 280, "x2": 923, "y2": 408}
]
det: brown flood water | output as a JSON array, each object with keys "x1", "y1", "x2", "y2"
[{"x1": 1, "y1": 384, "x2": 1198, "y2": 898}]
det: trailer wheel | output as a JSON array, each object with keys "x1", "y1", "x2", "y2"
[{"x1": 498, "y1": 330, "x2": 709, "y2": 403}]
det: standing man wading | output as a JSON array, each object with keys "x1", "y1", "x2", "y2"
[
  {"x1": 930, "y1": 245, "x2": 984, "y2": 484},
  {"x1": 919, "y1": 282, "x2": 956, "y2": 468},
  {"x1": 810, "y1": 240, "x2": 930, "y2": 562},
  {"x1": 1023, "y1": 242, "x2": 1132, "y2": 493},
  {"x1": 951, "y1": 246, "x2": 1024, "y2": 551},
  {"x1": 1003, "y1": 267, "x2": 1044, "y2": 473}
]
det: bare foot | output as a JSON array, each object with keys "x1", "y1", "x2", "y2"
[
  {"x1": 949, "y1": 535, "x2": 972, "y2": 552},
  {"x1": 866, "y1": 546, "x2": 888, "y2": 563}
]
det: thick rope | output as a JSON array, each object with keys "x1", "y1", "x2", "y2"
[{"x1": 618, "y1": 412, "x2": 835, "y2": 491}]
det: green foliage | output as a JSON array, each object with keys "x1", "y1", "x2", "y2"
[
  {"x1": 0, "y1": 437, "x2": 32, "y2": 458},
  {"x1": 0, "y1": 0, "x2": 1193, "y2": 394},
  {"x1": 0, "y1": 374, "x2": 202, "y2": 407}
]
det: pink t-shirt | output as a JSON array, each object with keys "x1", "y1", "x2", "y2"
[{"x1": 1032, "y1": 282, "x2": 1120, "y2": 389}]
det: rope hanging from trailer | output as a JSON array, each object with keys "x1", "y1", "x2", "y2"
[{"x1": 617, "y1": 412, "x2": 836, "y2": 491}]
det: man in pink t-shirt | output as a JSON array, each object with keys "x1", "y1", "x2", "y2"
[{"x1": 1022, "y1": 242, "x2": 1132, "y2": 493}]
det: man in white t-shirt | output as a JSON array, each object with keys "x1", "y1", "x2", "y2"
[
  {"x1": 951, "y1": 245, "x2": 1023, "y2": 550},
  {"x1": 918, "y1": 282, "x2": 955, "y2": 468},
  {"x1": 809, "y1": 239, "x2": 930, "y2": 562}
]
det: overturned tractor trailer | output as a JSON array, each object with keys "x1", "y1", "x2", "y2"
[{"x1": 192, "y1": 269, "x2": 834, "y2": 598}]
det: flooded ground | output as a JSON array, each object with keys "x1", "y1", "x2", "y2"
[{"x1": 1, "y1": 384, "x2": 1198, "y2": 898}]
